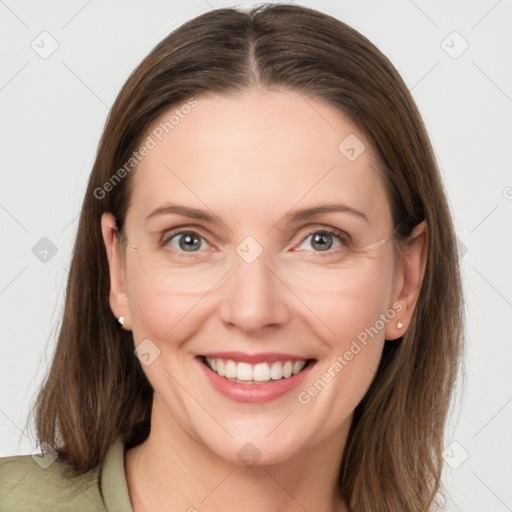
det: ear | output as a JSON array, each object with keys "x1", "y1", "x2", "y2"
[
  {"x1": 385, "y1": 220, "x2": 428, "y2": 340},
  {"x1": 101, "y1": 212, "x2": 131, "y2": 330}
]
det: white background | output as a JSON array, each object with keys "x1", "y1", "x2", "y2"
[{"x1": 1, "y1": 1, "x2": 511, "y2": 510}]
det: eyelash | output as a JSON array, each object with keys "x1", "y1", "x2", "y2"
[{"x1": 160, "y1": 226, "x2": 350, "y2": 256}]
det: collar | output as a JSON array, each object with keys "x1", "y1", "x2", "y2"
[{"x1": 100, "y1": 438, "x2": 134, "y2": 511}]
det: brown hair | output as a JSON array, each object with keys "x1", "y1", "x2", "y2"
[{"x1": 32, "y1": 4, "x2": 464, "y2": 511}]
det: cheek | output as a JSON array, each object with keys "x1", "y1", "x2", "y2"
[
  {"x1": 294, "y1": 257, "x2": 395, "y2": 343},
  {"x1": 125, "y1": 274, "x2": 216, "y2": 409},
  {"x1": 126, "y1": 250, "x2": 395, "y2": 350},
  {"x1": 125, "y1": 259, "x2": 213, "y2": 346},
  {"x1": 297, "y1": 259, "x2": 395, "y2": 408}
]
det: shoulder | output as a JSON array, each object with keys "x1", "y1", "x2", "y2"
[{"x1": 0, "y1": 452, "x2": 106, "y2": 512}]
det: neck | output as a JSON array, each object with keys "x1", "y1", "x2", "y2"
[{"x1": 125, "y1": 396, "x2": 351, "y2": 512}]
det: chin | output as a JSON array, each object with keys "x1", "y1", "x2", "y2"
[{"x1": 193, "y1": 416, "x2": 315, "y2": 468}]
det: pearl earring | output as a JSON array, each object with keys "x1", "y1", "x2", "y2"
[
  {"x1": 118, "y1": 316, "x2": 125, "y2": 326},
  {"x1": 397, "y1": 320, "x2": 403, "y2": 329}
]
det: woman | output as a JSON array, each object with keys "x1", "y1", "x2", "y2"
[{"x1": 0, "y1": 4, "x2": 463, "y2": 511}]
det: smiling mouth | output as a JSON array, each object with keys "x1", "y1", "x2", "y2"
[{"x1": 199, "y1": 356, "x2": 315, "y2": 384}]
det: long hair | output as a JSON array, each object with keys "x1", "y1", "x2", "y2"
[{"x1": 32, "y1": 5, "x2": 464, "y2": 511}]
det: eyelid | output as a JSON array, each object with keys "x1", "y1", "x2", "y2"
[{"x1": 295, "y1": 222, "x2": 350, "y2": 241}]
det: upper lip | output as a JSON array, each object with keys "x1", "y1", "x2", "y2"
[{"x1": 199, "y1": 351, "x2": 313, "y2": 364}]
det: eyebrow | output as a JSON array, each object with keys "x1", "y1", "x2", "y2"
[
  {"x1": 280, "y1": 203, "x2": 369, "y2": 224},
  {"x1": 145, "y1": 204, "x2": 220, "y2": 224},
  {"x1": 145, "y1": 203, "x2": 369, "y2": 225}
]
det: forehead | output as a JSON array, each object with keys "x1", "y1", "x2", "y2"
[{"x1": 127, "y1": 89, "x2": 391, "y2": 229}]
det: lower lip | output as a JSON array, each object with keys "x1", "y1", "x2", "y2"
[{"x1": 196, "y1": 357, "x2": 315, "y2": 404}]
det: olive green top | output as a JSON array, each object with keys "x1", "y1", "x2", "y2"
[{"x1": 0, "y1": 439, "x2": 133, "y2": 511}]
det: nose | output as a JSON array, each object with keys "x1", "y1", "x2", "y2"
[{"x1": 217, "y1": 252, "x2": 291, "y2": 335}]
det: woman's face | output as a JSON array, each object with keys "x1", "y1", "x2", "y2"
[{"x1": 104, "y1": 89, "x2": 414, "y2": 465}]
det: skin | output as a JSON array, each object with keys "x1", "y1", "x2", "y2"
[{"x1": 101, "y1": 88, "x2": 427, "y2": 512}]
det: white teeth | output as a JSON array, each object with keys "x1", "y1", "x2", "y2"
[
  {"x1": 282, "y1": 361, "x2": 293, "y2": 378},
  {"x1": 225, "y1": 359, "x2": 237, "y2": 379},
  {"x1": 253, "y1": 363, "x2": 270, "y2": 381},
  {"x1": 270, "y1": 361, "x2": 283, "y2": 380},
  {"x1": 204, "y1": 357, "x2": 308, "y2": 382},
  {"x1": 293, "y1": 360, "x2": 306, "y2": 375},
  {"x1": 237, "y1": 362, "x2": 253, "y2": 381}
]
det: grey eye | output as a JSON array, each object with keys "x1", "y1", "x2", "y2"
[
  {"x1": 169, "y1": 232, "x2": 207, "y2": 252},
  {"x1": 299, "y1": 231, "x2": 342, "y2": 252}
]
